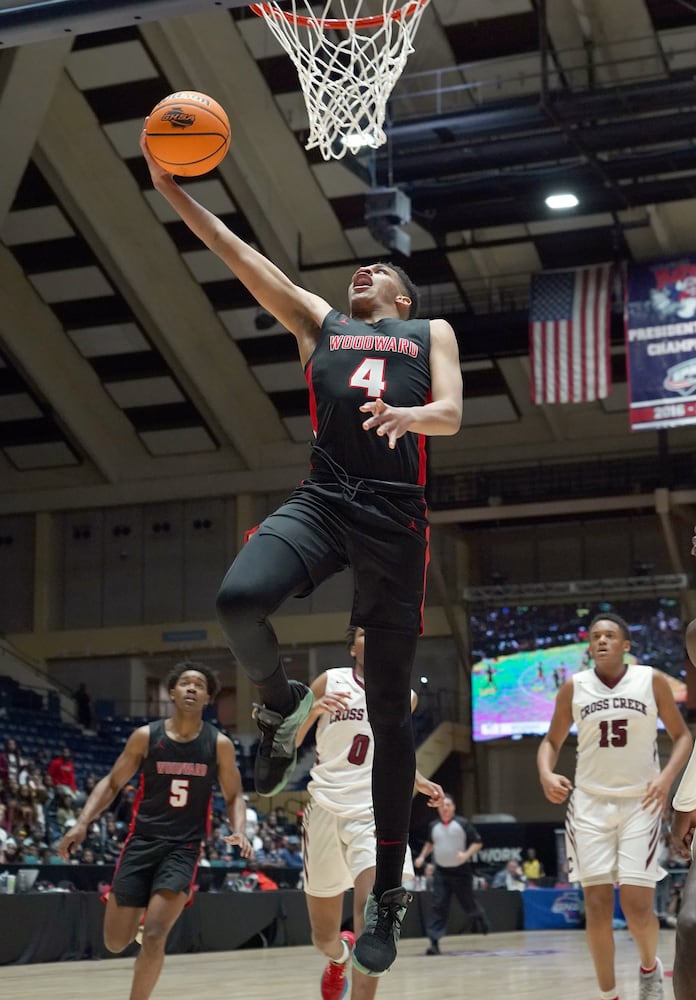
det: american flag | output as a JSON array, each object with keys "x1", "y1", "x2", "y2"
[{"x1": 529, "y1": 266, "x2": 612, "y2": 403}]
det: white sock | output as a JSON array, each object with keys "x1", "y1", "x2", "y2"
[
  {"x1": 332, "y1": 939, "x2": 350, "y2": 965},
  {"x1": 599, "y1": 990, "x2": 618, "y2": 1000}
]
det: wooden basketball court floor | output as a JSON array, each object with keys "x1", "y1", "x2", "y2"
[{"x1": 2, "y1": 929, "x2": 678, "y2": 999}]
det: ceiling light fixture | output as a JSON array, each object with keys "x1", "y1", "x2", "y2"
[
  {"x1": 341, "y1": 131, "x2": 379, "y2": 151},
  {"x1": 545, "y1": 192, "x2": 579, "y2": 210}
]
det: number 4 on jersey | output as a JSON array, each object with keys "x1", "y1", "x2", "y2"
[{"x1": 349, "y1": 358, "x2": 386, "y2": 397}]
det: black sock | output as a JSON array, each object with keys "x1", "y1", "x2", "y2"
[
  {"x1": 254, "y1": 663, "x2": 295, "y2": 716},
  {"x1": 374, "y1": 836, "x2": 410, "y2": 899}
]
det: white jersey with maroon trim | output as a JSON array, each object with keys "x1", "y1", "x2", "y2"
[
  {"x1": 571, "y1": 664, "x2": 659, "y2": 797},
  {"x1": 307, "y1": 667, "x2": 373, "y2": 817}
]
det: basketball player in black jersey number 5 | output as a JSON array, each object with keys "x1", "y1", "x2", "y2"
[
  {"x1": 140, "y1": 129, "x2": 463, "y2": 977},
  {"x1": 57, "y1": 662, "x2": 252, "y2": 1000}
]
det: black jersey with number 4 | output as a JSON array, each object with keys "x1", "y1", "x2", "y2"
[
  {"x1": 305, "y1": 309, "x2": 432, "y2": 485},
  {"x1": 131, "y1": 719, "x2": 219, "y2": 843}
]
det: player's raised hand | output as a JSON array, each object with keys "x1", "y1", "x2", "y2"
[{"x1": 140, "y1": 122, "x2": 176, "y2": 187}]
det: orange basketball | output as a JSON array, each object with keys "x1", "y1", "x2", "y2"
[{"x1": 145, "y1": 92, "x2": 230, "y2": 177}]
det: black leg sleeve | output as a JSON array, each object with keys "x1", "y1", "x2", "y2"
[{"x1": 362, "y1": 626, "x2": 417, "y2": 897}]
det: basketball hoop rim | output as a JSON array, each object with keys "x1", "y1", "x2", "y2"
[{"x1": 249, "y1": 0, "x2": 429, "y2": 31}]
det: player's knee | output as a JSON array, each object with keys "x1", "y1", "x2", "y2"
[
  {"x1": 215, "y1": 576, "x2": 261, "y2": 631},
  {"x1": 103, "y1": 928, "x2": 132, "y2": 954},
  {"x1": 311, "y1": 926, "x2": 337, "y2": 955},
  {"x1": 138, "y1": 921, "x2": 169, "y2": 951}
]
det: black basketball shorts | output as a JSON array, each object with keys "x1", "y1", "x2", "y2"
[
  {"x1": 254, "y1": 478, "x2": 429, "y2": 635},
  {"x1": 111, "y1": 835, "x2": 200, "y2": 908}
]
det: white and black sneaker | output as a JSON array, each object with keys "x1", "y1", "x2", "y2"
[
  {"x1": 252, "y1": 679, "x2": 314, "y2": 796},
  {"x1": 352, "y1": 887, "x2": 412, "y2": 976}
]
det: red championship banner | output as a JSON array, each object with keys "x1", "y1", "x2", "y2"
[{"x1": 624, "y1": 259, "x2": 696, "y2": 431}]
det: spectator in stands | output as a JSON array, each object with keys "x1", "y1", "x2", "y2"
[
  {"x1": 55, "y1": 791, "x2": 77, "y2": 835},
  {"x1": 278, "y1": 834, "x2": 304, "y2": 870},
  {"x1": 17, "y1": 783, "x2": 43, "y2": 835},
  {"x1": 492, "y1": 859, "x2": 528, "y2": 891},
  {"x1": 3, "y1": 789, "x2": 19, "y2": 836},
  {"x1": 0, "y1": 738, "x2": 22, "y2": 785},
  {"x1": 115, "y1": 784, "x2": 137, "y2": 829},
  {"x1": 74, "y1": 682, "x2": 93, "y2": 729},
  {"x1": 256, "y1": 834, "x2": 282, "y2": 866},
  {"x1": 244, "y1": 795, "x2": 264, "y2": 852},
  {"x1": 274, "y1": 806, "x2": 289, "y2": 833},
  {"x1": 3, "y1": 836, "x2": 21, "y2": 863},
  {"x1": 0, "y1": 804, "x2": 8, "y2": 853},
  {"x1": 13, "y1": 803, "x2": 37, "y2": 844},
  {"x1": 47, "y1": 747, "x2": 77, "y2": 798},
  {"x1": 522, "y1": 847, "x2": 545, "y2": 882},
  {"x1": 101, "y1": 814, "x2": 125, "y2": 862},
  {"x1": 18, "y1": 761, "x2": 48, "y2": 830},
  {"x1": 75, "y1": 772, "x2": 98, "y2": 808},
  {"x1": 22, "y1": 840, "x2": 40, "y2": 864}
]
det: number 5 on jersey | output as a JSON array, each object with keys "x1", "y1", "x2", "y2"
[{"x1": 169, "y1": 778, "x2": 189, "y2": 807}]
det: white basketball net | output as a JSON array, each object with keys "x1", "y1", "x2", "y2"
[{"x1": 250, "y1": 1, "x2": 431, "y2": 160}]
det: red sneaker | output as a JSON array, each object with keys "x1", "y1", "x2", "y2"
[{"x1": 320, "y1": 931, "x2": 356, "y2": 1000}]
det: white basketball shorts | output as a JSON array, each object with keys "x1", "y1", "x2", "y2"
[
  {"x1": 302, "y1": 802, "x2": 414, "y2": 897},
  {"x1": 565, "y1": 787, "x2": 664, "y2": 888}
]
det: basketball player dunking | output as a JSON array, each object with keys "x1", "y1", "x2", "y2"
[
  {"x1": 140, "y1": 128, "x2": 462, "y2": 977},
  {"x1": 57, "y1": 661, "x2": 252, "y2": 1000},
  {"x1": 295, "y1": 626, "x2": 443, "y2": 1000},
  {"x1": 538, "y1": 612, "x2": 691, "y2": 1000}
]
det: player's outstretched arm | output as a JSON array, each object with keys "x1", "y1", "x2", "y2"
[
  {"x1": 56, "y1": 726, "x2": 149, "y2": 859},
  {"x1": 139, "y1": 128, "x2": 330, "y2": 358}
]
